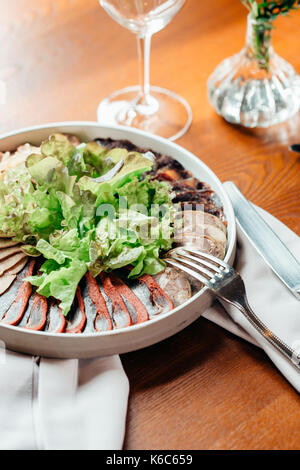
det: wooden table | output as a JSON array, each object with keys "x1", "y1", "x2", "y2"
[{"x1": 1, "y1": 0, "x2": 300, "y2": 450}]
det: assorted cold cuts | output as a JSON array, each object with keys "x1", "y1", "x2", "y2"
[
  {"x1": 0, "y1": 138, "x2": 227, "y2": 333},
  {"x1": 0, "y1": 261, "x2": 174, "y2": 333}
]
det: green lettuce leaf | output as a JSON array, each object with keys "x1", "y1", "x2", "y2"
[
  {"x1": 27, "y1": 258, "x2": 87, "y2": 316},
  {"x1": 41, "y1": 133, "x2": 75, "y2": 165}
]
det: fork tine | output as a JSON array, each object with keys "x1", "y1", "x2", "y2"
[
  {"x1": 167, "y1": 251, "x2": 216, "y2": 280},
  {"x1": 165, "y1": 259, "x2": 209, "y2": 285},
  {"x1": 172, "y1": 248, "x2": 221, "y2": 273},
  {"x1": 183, "y1": 247, "x2": 229, "y2": 270},
  {"x1": 173, "y1": 253, "x2": 216, "y2": 279}
]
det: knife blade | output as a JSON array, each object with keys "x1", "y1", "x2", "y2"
[
  {"x1": 289, "y1": 144, "x2": 300, "y2": 154},
  {"x1": 224, "y1": 181, "x2": 300, "y2": 300}
]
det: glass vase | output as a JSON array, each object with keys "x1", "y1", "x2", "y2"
[{"x1": 207, "y1": 14, "x2": 300, "y2": 128}]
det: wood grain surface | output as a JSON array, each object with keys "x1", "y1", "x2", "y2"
[{"x1": 1, "y1": 0, "x2": 300, "y2": 450}]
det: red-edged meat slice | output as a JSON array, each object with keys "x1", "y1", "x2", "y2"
[
  {"x1": 85, "y1": 272, "x2": 113, "y2": 332},
  {"x1": 1, "y1": 260, "x2": 35, "y2": 326},
  {"x1": 65, "y1": 287, "x2": 87, "y2": 333},
  {"x1": 99, "y1": 272, "x2": 132, "y2": 329},
  {"x1": 172, "y1": 178, "x2": 211, "y2": 192},
  {"x1": 45, "y1": 301, "x2": 66, "y2": 333},
  {"x1": 24, "y1": 293, "x2": 48, "y2": 331},
  {"x1": 109, "y1": 273, "x2": 149, "y2": 324},
  {"x1": 155, "y1": 168, "x2": 190, "y2": 182},
  {"x1": 138, "y1": 274, "x2": 174, "y2": 315}
]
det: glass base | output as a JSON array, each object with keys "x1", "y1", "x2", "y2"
[
  {"x1": 207, "y1": 50, "x2": 300, "y2": 128},
  {"x1": 97, "y1": 86, "x2": 192, "y2": 141}
]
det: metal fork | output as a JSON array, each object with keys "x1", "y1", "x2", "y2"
[{"x1": 165, "y1": 247, "x2": 300, "y2": 370}]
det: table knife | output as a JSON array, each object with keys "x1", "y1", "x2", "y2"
[
  {"x1": 224, "y1": 181, "x2": 300, "y2": 300},
  {"x1": 289, "y1": 144, "x2": 300, "y2": 154}
]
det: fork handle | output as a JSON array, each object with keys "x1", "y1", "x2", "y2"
[{"x1": 224, "y1": 295, "x2": 300, "y2": 370}]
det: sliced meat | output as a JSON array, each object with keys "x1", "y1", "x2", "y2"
[
  {"x1": 176, "y1": 232, "x2": 226, "y2": 259},
  {"x1": 173, "y1": 190, "x2": 222, "y2": 218},
  {"x1": 172, "y1": 178, "x2": 211, "y2": 192},
  {"x1": 0, "y1": 245, "x2": 22, "y2": 261},
  {"x1": 176, "y1": 210, "x2": 227, "y2": 234},
  {"x1": 155, "y1": 154, "x2": 185, "y2": 171},
  {"x1": 153, "y1": 267, "x2": 192, "y2": 307},
  {"x1": 0, "y1": 143, "x2": 41, "y2": 177},
  {"x1": 109, "y1": 273, "x2": 149, "y2": 324},
  {"x1": 64, "y1": 134, "x2": 81, "y2": 146},
  {"x1": 0, "y1": 151, "x2": 10, "y2": 163},
  {"x1": 99, "y1": 272, "x2": 132, "y2": 329},
  {"x1": 4, "y1": 257, "x2": 28, "y2": 276},
  {"x1": 0, "y1": 238, "x2": 20, "y2": 249},
  {"x1": 24, "y1": 293, "x2": 48, "y2": 331},
  {"x1": 65, "y1": 287, "x2": 87, "y2": 333},
  {"x1": 0, "y1": 274, "x2": 16, "y2": 295},
  {"x1": 0, "y1": 252, "x2": 27, "y2": 275},
  {"x1": 179, "y1": 201, "x2": 222, "y2": 217},
  {"x1": 174, "y1": 209, "x2": 227, "y2": 260},
  {"x1": 95, "y1": 138, "x2": 140, "y2": 152},
  {"x1": 154, "y1": 168, "x2": 191, "y2": 182},
  {"x1": 175, "y1": 222, "x2": 227, "y2": 248},
  {"x1": 173, "y1": 189, "x2": 213, "y2": 201}
]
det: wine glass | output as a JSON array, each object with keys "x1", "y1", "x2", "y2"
[{"x1": 97, "y1": 0, "x2": 192, "y2": 141}]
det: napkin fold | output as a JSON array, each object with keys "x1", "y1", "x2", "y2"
[
  {"x1": 203, "y1": 204, "x2": 300, "y2": 393},
  {"x1": 0, "y1": 204, "x2": 299, "y2": 451},
  {"x1": 0, "y1": 353, "x2": 129, "y2": 450}
]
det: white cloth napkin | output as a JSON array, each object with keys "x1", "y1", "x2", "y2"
[
  {"x1": 0, "y1": 353, "x2": 129, "y2": 450},
  {"x1": 203, "y1": 205, "x2": 300, "y2": 393}
]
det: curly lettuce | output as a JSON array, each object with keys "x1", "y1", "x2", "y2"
[{"x1": 0, "y1": 134, "x2": 175, "y2": 315}]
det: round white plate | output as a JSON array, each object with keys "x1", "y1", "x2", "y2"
[{"x1": 0, "y1": 122, "x2": 236, "y2": 358}]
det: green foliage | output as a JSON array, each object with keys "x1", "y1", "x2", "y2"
[
  {"x1": 242, "y1": 1, "x2": 300, "y2": 21},
  {"x1": 241, "y1": 1, "x2": 300, "y2": 70}
]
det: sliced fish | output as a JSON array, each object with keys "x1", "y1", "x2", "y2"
[
  {"x1": 138, "y1": 274, "x2": 174, "y2": 315},
  {"x1": 65, "y1": 287, "x2": 87, "y2": 333},
  {"x1": 1, "y1": 260, "x2": 35, "y2": 325},
  {"x1": 85, "y1": 272, "x2": 113, "y2": 332},
  {"x1": 99, "y1": 272, "x2": 132, "y2": 329},
  {"x1": 45, "y1": 302, "x2": 66, "y2": 333},
  {"x1": 24, "y1": 293, "x2": 48, "y2": 331},
  {"x1": 0, "y1": 261, "x2": 31, "y2": 318},
  {"x1": 109, "y1": 273, "x2": 149, "y2": 324}
]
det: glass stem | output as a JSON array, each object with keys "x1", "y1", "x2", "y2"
[{"x1": 135, "y1": 34, "x2": 159, "y2": 115}]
